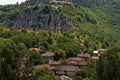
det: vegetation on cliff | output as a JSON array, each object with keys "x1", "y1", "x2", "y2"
[{"x1": 0, "y1": 0, "x2": 120, "y2": 80}]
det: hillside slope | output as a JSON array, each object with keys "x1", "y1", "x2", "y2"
[
  {"x1": 0, "y1": 0, "x2": 120, "y2": 49},
  {"x1": 0, "y1": 4, "x2": 98, "y2": 33},
  {"x1": 71, "y1": 0, "x2": 120, "y2": 30}
]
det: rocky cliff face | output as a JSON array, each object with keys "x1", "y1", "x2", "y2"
[{"x1": 0, "y1": 5, "x2": 72, "y2": 33}]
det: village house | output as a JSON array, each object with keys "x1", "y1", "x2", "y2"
[
  {"x1": 68, "y1": 57, "x2": 87, "y2": 67},
  {"x1": 77, "y1": 53, "x2": 91, "y2": 61},
  {"x1": 53, "y1": 66, "x2": 80, "y2": 77},
  {"x1": 29, "y1": 47, "x2": 41, "y2": 53},
  {"x1": 41, "y1": 52, "x2": 55, "y2": 63},
  {"x1": 49, "y1": 60, "x2": 61, "y2": 66},
  {"x1": 50, "y1": 0, "x2": 72, "y2": 5},
  {"x1": 91, "y1": 56, "x2": 99, "y2": 60},
  {"x1": 91, "y1": 49, "x2": 107, "y2": 60},
  {"x1": 93, "y1": 50, "x2": 99, "y2": 57}
]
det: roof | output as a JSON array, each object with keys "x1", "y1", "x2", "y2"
[
  {"x1": 29, "y1": 48, "x2": 41, "y2": 52},
  {"x1": 69, "y1": 61, "x2": 87, "y2": 66},
  {"x1": 50, "y1": 0, "x2": 72, "y2": 5},
  {"x1": 77, "y1": 53, "x2": 91, "y2": 58},
  {"x1": 41, "y1": 52, "x2": 55, "y2": 57},
  {"x1": 34, "y1": 64, "x2": 54, "y2": 70},
  {"x1": 53, "y1": 66, "x2": 80, "y2": 72},
  {"x1": 77, "y1": 61, "x2": 87, "y2": 66},
  {"x1": 49, "y1": 61, "x2": 61, "y2": 66},
  {"x1": 68, "y1": 57, "x2": 84, "y2": 61},
  {"x1": 91, "y1": 56, "x2": 99, "y2": 60}
]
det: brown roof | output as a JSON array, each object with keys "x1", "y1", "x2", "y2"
[
  {"x1": 68, "y1": 57, "x2": 84, "y2": 61},
  {"x1": 69, "y1": 61, "x2": 87, "y2": 66},
  {"x1": 77, "y1": 61, "x2": 87, "y2": 66},
  {"x1": 77, "y1": 53, "x2": 91, "y2": 58},
  {"x1": 41, "y1": 52, "x2": 55, "y2": 57},
  {"x1": 53, "y1": 66, "x2": 80, "y2": 72},
  {"x1": 49, "y1": 61, "x2": 61, "y2": 66},
  {"x1": 29, "y1": 48, "x2": 41, "y2": 52},
  {"x1": 34, "y1": 64, "x2": 54, "y2": 70}
]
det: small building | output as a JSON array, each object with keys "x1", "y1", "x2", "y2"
[
  {"x1": 92, "y1": 50, "x2": 100, "y2": 60},
  {"x1": 41, "y1": 52, "x2": 55, "y2": 63},
  {"x1": 68, "y1": 57, "x2": 87, "y2": 67},
  {"x1": 53, "y1": 66, "x2": 80, "y2": 77},
  {"x1": 93, "y1": 50, "x2": 99, "y2": 56},
  {"x1": 50, "y1": 0, "x2": 72, "y2": 5},
  {"x1": 49, "y1": 61, "x2": 61, "y2": 66},
  {"x1": 91, "y1": 56, "x2": 99, "y2": 60},
  {"x1": 29, "y1": 48, "x2": 41, "y2": 53},
  {"x1": 68, "y1": 57, "x2": 84, "y2": 62},
  {"x1": 73, "y1": 61, "x2": 87, "y2": 67},
  {"x1": 77, "y1": 53, "x2": 91, "y2": 61}
]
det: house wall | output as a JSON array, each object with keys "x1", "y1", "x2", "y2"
[{"x1": 42, "y1": 56, "x2": 54, "y2": 63}]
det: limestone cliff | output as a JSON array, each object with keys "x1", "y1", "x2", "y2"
[{"x1": 0, "y1": 5, "x2": 72, "y2": 33}]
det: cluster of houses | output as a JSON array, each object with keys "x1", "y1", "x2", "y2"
[
  {"x1": 20, "y1": 47, "x2": 107, "y2": 80},
  {"x1": 50, "y1": 0, "x2": 73, "y2": 5}
]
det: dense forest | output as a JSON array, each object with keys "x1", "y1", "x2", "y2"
[{"x1": 0, "y1": 0, "x2": 120, "y2": 80}]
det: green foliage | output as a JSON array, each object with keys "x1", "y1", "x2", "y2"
[
  {"x1": 0, "y1": 38, "x2": 20, "y2": 80},
  {"x1": 96, "y1": 50, "x2": 120, "y2": 80},
  {"x1": 73, "y1": 59, "x2": 97, "y2": 80},
  {"x1": 0, "y1": 2, "x2": 119, "y2": 51},
  {"x1": 0, "y1": 1, "x2": 120, "y2": 79},
  {"x1": 17, "y1": 43, "x2": 28, "y2": 57},
  {"x1": 60, "y1": 59, "x2": 70, "y2": 65},
  {"x1": 27, "y1": 51, "x2": 44, "y2": 66},
  {"x1": 33, "y1": 67, "x2": 56, "y2": 80},
  {"x1": 25, "y1": 0, "x2": 50, "y2": 4}
]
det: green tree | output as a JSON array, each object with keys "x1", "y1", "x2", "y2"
[
  {"x1": 73, "y1": 59, "x2": 97, "y2": 80},
  {"x1": 60, "y1": 59, "x2": 70, "y2": 65},
  {"x1": 33, "y1": 67, "x2": 56, "y2": 80},
  {"x1": 97, "y1": 50, "x2": 120, "y2": 80},
  {"x1": 27, "y1": 51, "x2": 44, "y2": 66},
  {"x1": 0, "y1": 38, "x2": 20, "y2": 80},
  {"x1": 17, "y1": 43, "x2": 28, "y2": 57}
]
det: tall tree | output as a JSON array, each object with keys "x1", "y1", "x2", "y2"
[
  {"x1": 96, "y1": 50, "x2": 120, "y2": 80},
  {"x1": 33, "y1": 67, "x2": 56, "y2": 80},
  {"x1": 0, "y1": 38, "x2": 20, "y2": 80}
]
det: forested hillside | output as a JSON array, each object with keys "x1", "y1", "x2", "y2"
[
  {"x1": 0, "y1": 0, "x2": 120, "y2": 80},
  {"x1": 71, "y1": 0, "x2": 120, "y2": 30}
]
